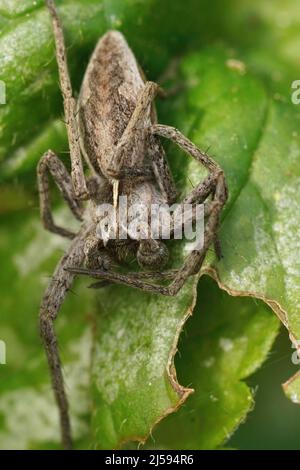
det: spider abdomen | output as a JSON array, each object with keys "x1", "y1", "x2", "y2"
[{"x1": 78, "y1": 30, "x2": 151, "y2": 179}]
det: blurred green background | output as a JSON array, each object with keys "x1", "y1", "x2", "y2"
[{"x1": 230, "y1": 328, "x2": 300, "y2": 450}]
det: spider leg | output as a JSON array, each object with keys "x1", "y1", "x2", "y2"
[
  {"x1": 106, "y1": 164, "x2": 153, "y2": 181},
  {"x1": 166, "y1": 171, "x2": 227, "y2": 294},
  {"x1": 150, "y1": 124, "x2": 221, "y2": 171},
  {"x1": 66, "y1": 125, "x2": 227, "y2": 296},
  {"x1": 148, "y1": 122, "x2": 222, "y2": 207},
  {"x1": 65, "y1": 266, "x2": 174, "y2": 295},
  {"x1": 148, "y1": 91, "x2": 177, "y2": 203},
  {"x1": 107, "y1": 81, "x2": 159, "y2": 178},
  {"x1": 39, "y1": 230, "x2": 86, "y2": 449},
  {"x1": 73, "y1": 127, "x2": 228, "y2": 295},
  {"x1": 37, "y1": 149, "x2": 83, "y2": 239},
  {"x1": 46, "y1": 0, "x2": 88, "y2": 199},
  {"x1": 168, "y1": 173, "x2": 223, "y2": 260},
  {"x1": 150, "y1": 124, "x2": 228, "y2": 261},
  {"x1": 66, "y1": 174, "x2": 225, "y2": 297},
  {"x1": 106, "y1": 81, "x2": 177, "y2": 203},
  {"x1": 86, "y1": 269, "x2": 178, "y2": 289},
  {"x1": 148, "y1": 137, "x2": 177, "y2": 204}
]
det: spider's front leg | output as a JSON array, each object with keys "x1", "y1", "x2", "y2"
[
  {"x1": 106, "y1": 81, "x2": 177, "y2": 204},
  {"x1": 46, "y1": 0, "x2": 88, "y2": 199},
  {"x1": 165, "y1": 170, "x2": 228, "y2": 295},
  {"x1": 37, "y1": 150, "x2": 84, "y2": 239},
  {"x1": 39, "y1": 231, "x2": 87, "y2": 449},
  {"x1": 67, "y1": 268, "x2": 178, "y2": 291},
  {"x1": 148, "y1": 123, "x2": 228, "y2": 293},
  {"x1": 150, "y1": 124, "x2": 228, "y2": 260}
]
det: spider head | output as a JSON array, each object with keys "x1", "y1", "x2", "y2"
[{"x1": 137, "y1": 239, "x2": 169, "y2": 270}]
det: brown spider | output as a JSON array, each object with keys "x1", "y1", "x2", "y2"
[{"x1": 38, "y1": 0, "x2": 228, "y2": 449}]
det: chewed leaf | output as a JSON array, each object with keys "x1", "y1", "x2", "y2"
[
  {"x1": 284, "y1": 370, "x2": 300, "y2": 406},
  {"x1": 150, "y1": 276, "x2": 279, "y2": 449},
  {"x1": 160, "y1": 46, "x2": 300, "y2": 334},
  {"x1": 160, "y1": 47, "x2": 300, "y2": 416},
  {"x1": 91, "y1": 278, "x2": 197, "y2": 449}
]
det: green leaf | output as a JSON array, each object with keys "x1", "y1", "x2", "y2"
[
  {"x1": 160, "y1": 46, "x2": 300, "y2": 421},
  {"x1": 0, "y1": 120, "x2": 67, "y2": 183},
  {"x1": 0, "y1": 210, "x2": 93, "y2": 449},
  {"x1": 0, "y1": 0, "x2": 44, "y2": 18},
  {"x1": 91, "y1": 277, "x2": 196, "y2": 449},
  {"x1": 150, "y1": 277, "x2": 279, "y2": 450},
  {"x1": 160, "y1": 46, "x2": 300, "y2": 339},
  {"x1": 222, "y1": 0, "x2": 300, "y2": 98}
]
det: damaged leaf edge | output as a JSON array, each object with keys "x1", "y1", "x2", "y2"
[{"x1": 114, "y1": 276, "x2": 198, "y2": 450}]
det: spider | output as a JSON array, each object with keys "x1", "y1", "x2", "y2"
[{"x1": 39, "y1": 0, "x2": 228, "y2": 449}]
